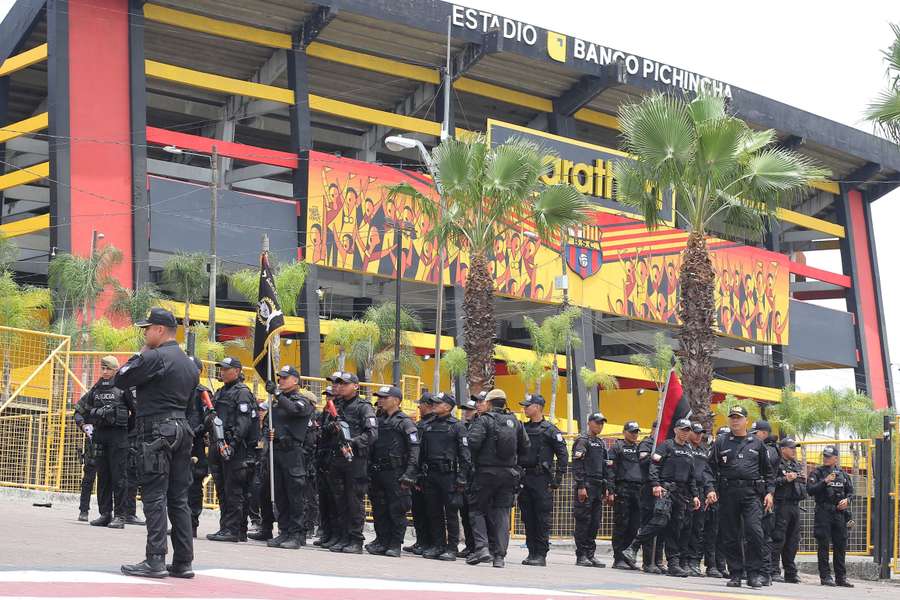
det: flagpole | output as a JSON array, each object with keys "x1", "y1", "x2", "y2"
[
  {"x1": 651, "y1": 366, "x2": 674, "y2": 454},
  {"x1": 262, "y1": 235, "x2": 278, "y2": 520}
]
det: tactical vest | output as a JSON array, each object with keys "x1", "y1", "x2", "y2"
[
  {"x1": 93, "y1": 381, "x2": 129, "y2": 428},
  {"x1": 613, "y1": 440, "x2": 643, "y2": 483},
  {"x1": 521, "y1": 420, "x2": 554, "y2": 467},
  {"x1": 577, "y1": 434, "x2": 607, "y2": 479},
  {"x1": 272, "y1": 390, "x2": 310, "y2": 443},
  {"x1": 373, "y1": 412, "x2": 410, "y2": 464},
  {"x1": 421, "y1": 416, "x2": 459, "y2": 465}
]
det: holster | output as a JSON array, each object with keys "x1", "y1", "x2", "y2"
[{"x1": 650, "y1": 494, "x2": 672, "y2": 527}]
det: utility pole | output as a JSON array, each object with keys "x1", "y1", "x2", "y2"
[{"x1": 208, "y1": 145, "x2": 218, "y2": 354}]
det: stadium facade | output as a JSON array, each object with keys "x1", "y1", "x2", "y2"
[{"x1": 1, "y1": 0, "x2": 897, "y2": 428}]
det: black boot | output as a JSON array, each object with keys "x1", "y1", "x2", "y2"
[
  {"x1": 522, "y1": 554, "x2": 546, "y2": 566},
  {"x1": 107, "y1": 516, "x2": 126, "y2": 529},
  {"x1": 267, "y1": 532, "x2": 290, "y2": 548},
  {"x1": 125, "y1": 515, "x2": 145, "y2": 526},
  {"x1": 320, "y1": 535, "x2": 340, "y2": 549},
  {"x1": 589, "y1": 556, "x2": 606, "y2": 568},
  {"x1": 166, "y1": 563, "x2": 194, "y2": 579},
  {"x1": 328, "y1": 538, "x2": 349, "y2": 552},
  {"x1": 279, "y1": 534, "x2": 304, "y2": 550},
  {"x1": 620, "y1": 546, "x2": 638, "y2": 570},
  {"x1": 206, "y1": 530, "x2": 238, "y2": 542},
  {"x1": 492, "y1": 556, "x2": 505, "y2": 568},
  {"x1": 341, "y1": 541, "x2": 363, "y2": 554},
  {"x1": 576, "y1": 555, "x2": 593, "y2": 567},
  {"x1": 465, "y1": 547, "x2": 491, "y2": 565},
  {"x1": 78, "y1": 511, "x2": 88, "y2": 522},
  {"x1": 821, "y1": 576, "x2": 836, "y2": 587},
  {"x1": 90, "y1": 513, "x2": 112, "y2": 527},
  {"x1": 365, "y1": 541, "x2": 387, "y2": 555},
  {"x1": 121, "y1": 555, "x2": 167, "y2": 578},
  {"x1": 836, "y1": 579, "x2": 854, "y2": 588},
  {"x1": 247, "y1": 529, "x2": 273, "y2": 541},
  {"x1": 384, "y1": 546, "x2": 401, "y2": 558}
]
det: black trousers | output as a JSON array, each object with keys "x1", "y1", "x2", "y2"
[
  {"x1": 423, "y1": 470, "x2": 461, "y2": 550},
  {"x1": 370, "y1": 468, "x2": 412, "y2": 549},
  {"x1": 460, "y1": 494, "x2": 475, "y2": 551},
  {"x1": 679, "y1": 506, "x2": 705, "y2": 565},
  {"x1": 638, "y1": 483, "x2": 665, "y2": 566},
  {"x1": 94, "y1": 428, "x2": 129, "y2": 517},
  {"x1": 470, "y1": 466, "x2": 517, "y2": 558},
  {"x1": 136, "y1": 416, "x2": 193, "y2": 563},
  {"x1": 771, "y1": 501, "x2": 800, "y2": 578},
  {"x1": 327, "y1": 460, "x2": 367, "y2": 544},
  {"x1": 718, "y1": 486, "x2": 765, "y2": 579},
  {"x1": 315, "y1": 460, "x2": 334, "y2": 539},
  {"x1": 574, "y1": 482, "x2": 604, "y2": 558},
  {"x1": 122, "y1": 434, "x2": 139, "y2": 518},
  {"x1": 519, "y1": 472, "x2": 553, "y2": 557},
  {"x1": 761, "y1": 510, "x2": 774, "y2": 575},
  {"x1": 411, "y1": 484, "x2": 432, "y2": 548},
  {"x1": 273, "y1": 444, "x2": 306, "y2": 536},
  {"x1": 302, "y1": 461, "x2": 319, "y2": 536},
  {"x1": 814, "y1": 506, "x2": 848, "y2": 582},
  {"x1": 634, "y1": 488, "x2": 689, "y2": 564},
  {"x1": 79, "y1": 458, "x2": 96, "y2": 513},
  {"x1": 187, "y1": 439, "x2": 207, "y2": 529},
  {"x1": 611, "y1": 483, "x2": 642, "y2": 560},
  {"x1": 210, "y1": 450, "x2": 251, "y2": 536},
  {"x1": 703, "y1": 505, "x2": 724, "y2": 570}
]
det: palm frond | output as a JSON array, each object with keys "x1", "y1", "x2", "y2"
[
  {"x1": 442, "y1": 347, "x2": 468, "y2": 378},
  {"x1": 618, "y1": 93, "x2": 695, "y2": 175},
  {"x1": 579, "y1": 366, "x2": 619, "y2": 391},
  {"x1": 614, "y1": 159, "x2": 665, "y2": 229},
  {"x1": 864, "y1": 89, "x2": 900, "y2": 141},
  {"x1": 530, "y1": 185, "x2": 593, "y2": 241},
  {"x1": 0, "y1": 236, "x2": 19, "y2": 271},
  {"x1": 687, "y1": 92, "x2": 727, "y2": 124},
  {"x1": 162, "y1": 252, "x2": 208, "y2": 303}
]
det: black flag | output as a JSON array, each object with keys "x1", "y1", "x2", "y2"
[{"x1": 252, "y1": 252, "x2": 284, "y2": 381}]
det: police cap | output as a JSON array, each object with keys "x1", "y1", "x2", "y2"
[
  {"x1": 374, "y1": 385, "x2": 402, "y2": 400},
  {"x1": 216, "y1": 356, "x2": 242, "y2": 370},
  {"x1": 520, "y1": 393, "x2": 545, "y2": 407},
  {"x1": 779, "y1": 437, "x2": 797, "y2": 449},
  {"x1": 434, "y1": 392, "x2": 456, "y2": 406},
  {"x1": 623, "y1": 421, "x2": 641, "y2": 433},
  {"x1": 276, "y1": 365, "x2": 300, "y2": 379},
  {"x1": 823, "y1": 445, "x2": 839, "y2": 457},
  {"x1": 135, "y1": 307, "x2": 177, "y2": 328},
  {"x1": 674, "y1": 418, "x2": 692, "y2": 430},
  {"x1": 750, "y1": 419, "x2": 771, "y2": 433},
  {"x1": 690, "y1": 422, "x2": 705, "y2": 434},
  {"x1": 728, "y1": 405, "x2": 748, "y2": 418},
  {"x1": 460, "y1": 396, "x2": 478, "y2": 410},
  {"x1": 588, "y1": 412, "x2": 607, "y2": 424}
]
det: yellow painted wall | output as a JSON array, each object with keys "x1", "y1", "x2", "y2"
[{"x1": 597, "y1": 388, "x2": 660, "y2": 432}]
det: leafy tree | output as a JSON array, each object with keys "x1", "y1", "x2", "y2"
[
  {"x1": 230, "y1": 260, "x2": 308, "y2": 317},
  {"x1": 0, "y1": 235, "x2": 19, "y2": 271},
  {"x1": 579, "y1": 366, "x2": 619, "y2": 410},
  {"x1": 162, "y1": 252, "x2": 208, "y2": 340},
  {"x1": 510, "y1": 354, "x2": 547, "y2": 396},
  {"x1": 713, "y1": 395, "x2": 761, "y2": 424},
  {"x1": 523, "y1": 307, "x2": 583, "y2": 417},
  {"x1": 865, "y1": 23, "x2": 900, "y2": 142},
  {"x1": 388, "y1": 135, "x2": 590, "y2": 392},
  {"x1": 89, "y1": 318, "x2": 143, "y2": 353},
  {"x1": 808, "y1": 386, "x2": 854, "y2": 440},
  {"x1": 110, "y1": 283, "x2": 167, "y2": 323},
  {"x1": 442, "y1": 346, "x2": 468, "y2": 398},
  {"x1": 616, "y1": 92, "x2": 828, "y2": 430},
  {"x1": 323, "y1": 319, "x2": 364, "y2": 373},
  {"x1": 768, "y1": 385, "x2": 820, "y2": 475},
  {"x1": 630, "y1": 332, "x2": 680, "y2": 394}
]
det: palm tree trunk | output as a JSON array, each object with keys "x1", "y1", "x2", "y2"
[
  {"x1": 183, "y1": 298, "x2": 191, "y2": 342},
  {"x1": 338, "y1": 349, "x2": 346, "y2": 371},
  {"x1": 550, "y1": 356, "x2": 559, "y2": 419},
  {"x1": 677, "y1": 232, "x2": 716, "y2": 431},
  {"x1": 463, "y1": 253, "x2": 496, "y2": 393}
]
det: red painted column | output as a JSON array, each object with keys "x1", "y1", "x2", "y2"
[
  {"x1": 846, "y1": 189, "x2": 890, "y2": 409},
  {"x1": 68, "y1": 0, "x2": 133, "y2": 289}
]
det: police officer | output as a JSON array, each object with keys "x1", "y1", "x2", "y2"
[
  {"x1": 302, "y1": 390, "x2": 321, "y2": 542},
  {"x1": 808, "y1": 445, "x2": 854, "y2": 587},
  {"x1": 265, "y1": 365, "x2": 315, "y2": 549},
  {"x1": 706, "y1": 405, "x2": 774, "y2": 589},
  {"x1": 678, "y1": 422, "x2": 710, "y2": 577},
  {"x1": 751, "y1": 420, "x2": 780, "y2": 586},
  {"x1": 366, "y1": 385, "x2": 419, "y2": 557},
  {"x1": 572, "y1": 412, "x2": 610, "y2": 568},
  {"x1": 183, "y1": 357, "x2": 212, "y2": 538},
  {"x1": 627, "y1": 419, "x2": 700, "y2": 577},
  {"x1": 518, "y1": 393, "x2": 567, "y2": 567},
  {"x1": 458, "y1": 394, "x2": 480, "y2": 558},
  {"x1": 324, "y1": 371, "x2": 378, "y2": 554},
  {"x1": 771, "y1": 437, "x2": 804, "y2": 583},
  {"x1": 420, "y1": 391, "x2": 469, "y2": 560},
  {"x1": 636, "y1": 421, "x2": 665, "y2": 573},
  {"x1": 247, "y1": 401, "x2": 273, "y2": 541},
  {"x1": 77, "y1": 424, "x2": 97, "y2": 522},
  {"x1": 314, "y1": 386, "x2": 339, "y2": 548},
  {"x1": 207, "y1": 357, "x2": 258, "y2": 542},
  {"x1": 403, "y1": 392, "x2": 435, "y2": 555},
  {"x1": 608, "y1": 421, "x2": 643, "y2": 570},
  {"x1": 116, "y1": 308, "x2": 199, "y2": 579},
  {"x1": 465, "y1": 388, "x2": 529, "y2": 568},
  {"x1": 74, "y1": 355, "x2": 135, "y2": 530},
  {"x1": 705, "y1": 426, "x2": 731, "y2": 578}
]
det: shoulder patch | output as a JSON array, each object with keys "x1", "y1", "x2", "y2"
[
  {"x1": 651, "y1": 453, "x2": 662, "y2": 462},
  {"x1": 461, "y1": 436, "x2": 468, "y2": 446},
  {"x1": 409, "y1": 432, "x2": 418, "y2": 443},
  {"x1": 238, "y1": 402, "x2": 249, "y2": 413},
  {"x1": 556, "y1": 433, "x2": 564, "y2": 442},
  {"x1": 368, "y1": 416, "x2": 377, "y2": 428},
  {"x1": 639, "y1": 451, "x2": 649, "y2": 459}
]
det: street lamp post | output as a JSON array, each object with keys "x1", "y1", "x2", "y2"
[
  {"x1": 386, "y1": 218, "x2": 412, "y2": 387},
  {"x1": 162, "y1": 144, "x2": 219, "y2": 354}
]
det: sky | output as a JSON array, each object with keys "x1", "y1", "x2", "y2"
[{"x1": 1, "y1": 0, "x2": 898, "y2": 395}]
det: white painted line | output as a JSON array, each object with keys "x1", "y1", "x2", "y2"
[{"x1": 197, "y1": 569, "x2": 584, "y2": 596}]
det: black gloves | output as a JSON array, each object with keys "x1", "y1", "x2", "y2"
[{"x1": 265, "y1": 380, "x2": 277, "y2": 395}]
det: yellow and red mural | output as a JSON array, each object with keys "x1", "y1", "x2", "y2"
[{"x1": 304, "y1": 147, "x2": 790, "y2": 345}]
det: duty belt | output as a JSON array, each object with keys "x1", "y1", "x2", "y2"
[
  {"x1": 617, "y1": 480, "x2": 643, "y2": 487},
  {"x1": 423, "y1": 460, "x2": 456, "y2": 473},
  {"x1": 137, "y1": 411, "x2": 185, "y2": 422},
  {"x1": 720, "y1": 478, "x2": 761, "y2": 488},
  {"x1": 371, "y1": 457, "x2": 405, "y2": 472},
  {"x1": 523, "y1": 466, "x2": 549, "y2": 475}
]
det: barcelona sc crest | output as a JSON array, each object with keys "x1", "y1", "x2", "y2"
[{"x1": 566, "y1": 225, "x2": 603, "y2": 279}]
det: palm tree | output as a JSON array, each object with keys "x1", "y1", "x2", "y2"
[
  {"x1": 109, "y1": 283, "x2": 167, "y2": 323},
  {"x1": 47, "y1": 245, "x2": 123, "y2": 348},
  {"x1": 865, "y1": 23, "x2": 900, "y2": 142},
  {"x1": 630, "y1": 332, "x2": 681, "y2": 395},
  {"x1": 510, "y1": 353, "x2": 547, "y2": 396},
  {"x1": 713, "y1": 395, "x2": 761, "y2": 423},
  {"x1": 0, "y1": 235, "x2": 19, "y2": 271},
  {"x1": 579, "y1": 367, "x2": 619, "y2": 410},
  {"x1": 230, "y1": 260, "x2": 308, "y2": 316},
  {"x1": 523, "y1": 307, "x2": 583, "y2": 418},
  {"x1": 768, "y1": 385, "x2": 820, "y2": 475},
  {"x1": 90, "y1": 318, "x2": 143, "y2": 353},
  {"x1": 323, "y1": 319, "x2": 364, "y2": 373},
  {"x1": 350, "y1": 302, "x2": 422, "y2": 383},
  {"x1": 162, "y1": 252, "x2": 208, "y2": 340},
  {"x1": 616, "y1": 93, "x2": 829, "y2": 430},
  {"x1": 388, "y1": 135, "x2": 591, "y2": 392},
  {"x1": 809, "y1": 386, "x2": 854, "y2": 440},
  {"x1": 0, "y1": 271, "x2": 52, "y2": 403}
]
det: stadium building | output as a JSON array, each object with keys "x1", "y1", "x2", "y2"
[{"x1": 1, "y1": 0, "x2": 897, "y2": 429}]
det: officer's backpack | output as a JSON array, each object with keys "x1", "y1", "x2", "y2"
[{"x1": 489, "y1": 412, "x2": 519, "y2": 462}]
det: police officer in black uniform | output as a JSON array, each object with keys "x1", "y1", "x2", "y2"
[
  {"x1": 705, "y1": 426, "x2": 730, "y2": 578},
  {"x1": 366, "y1": 385, "x2": 420, "y2": 557},
  {"x1": 74, "y1": 355, "x2": 135, "y2": 529},
  {"x1": 518, "y1": 393, "x2": 568, "y2": 567},
  {"x1": 116, "y1": 308, "x2": 199, "y2": 579},
  {"x1": 636, "y1": 421, "x2": 665, "y2": 573},
  {"x1": 751, "y1": 419, "x2": 780, "y2": 586},
  {"x1": 183, "y1": 357, "x2": 212, "y2": 538},
  {"x1": 77, "y1": 424, "x2": 97, "y2": 521},
  {"x1": 608, "y1": 421, "x2": 643, "y2": 570},
  {"x1": 404, "y1": 392, "x2": 435, "y2": 555},
  {"x1": 627, "y1": 419, "x2": 700, "y2": 578},
  {"x1": 206, "y1": 357, "x2": 258, "y2": 542},
  {"x1": 706, "y1": 405, "x2": 774, "y2": 589},
  {"x1": 324, "y1": 371, "x2": 378, "y2": 554},
  {"x1": 247, "y1": 401, "x2": 273, "y2": 541},
  {"x1": 678, "y1": 422, "x2": 710, "y2": 577},
  {"x1": 465, "y1": 388, "x2": 529, "y2": 568},
  {"x1": 771, "y1": 437, "x2": 804, "y2": 583},
  {"x1": 807, "y1": 445, "x2": 854, "y2": 587},
  {"x1": 572, "y1": 412, "x2": 610, "y2": 568},
  {"x1": 265, "y1": 365, "x2": 315, "y2": 549},
  {"x1": 314, "y1": 386, "x2": 339, "y2": 547},
  {"x1": 420, "y1": 391, "x2": 470, "y2": 561},
  {"x1": 302, "y1": 390, "x2": 321, "y2": 541},
  {"x1": 458, "y1": 393, "x2": 481, "y2": 558}
]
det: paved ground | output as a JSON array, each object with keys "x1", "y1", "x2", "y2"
[{"x1": 0, "y1": 492, "x2": 896, "y2": 599}]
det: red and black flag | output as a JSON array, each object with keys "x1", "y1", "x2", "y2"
[
  {"x1": 252, "y1": 251, "x2": 285, "y2": 380},
  {"x1": 653, "y1": 368, "x2": 692, "y2": 445}
]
